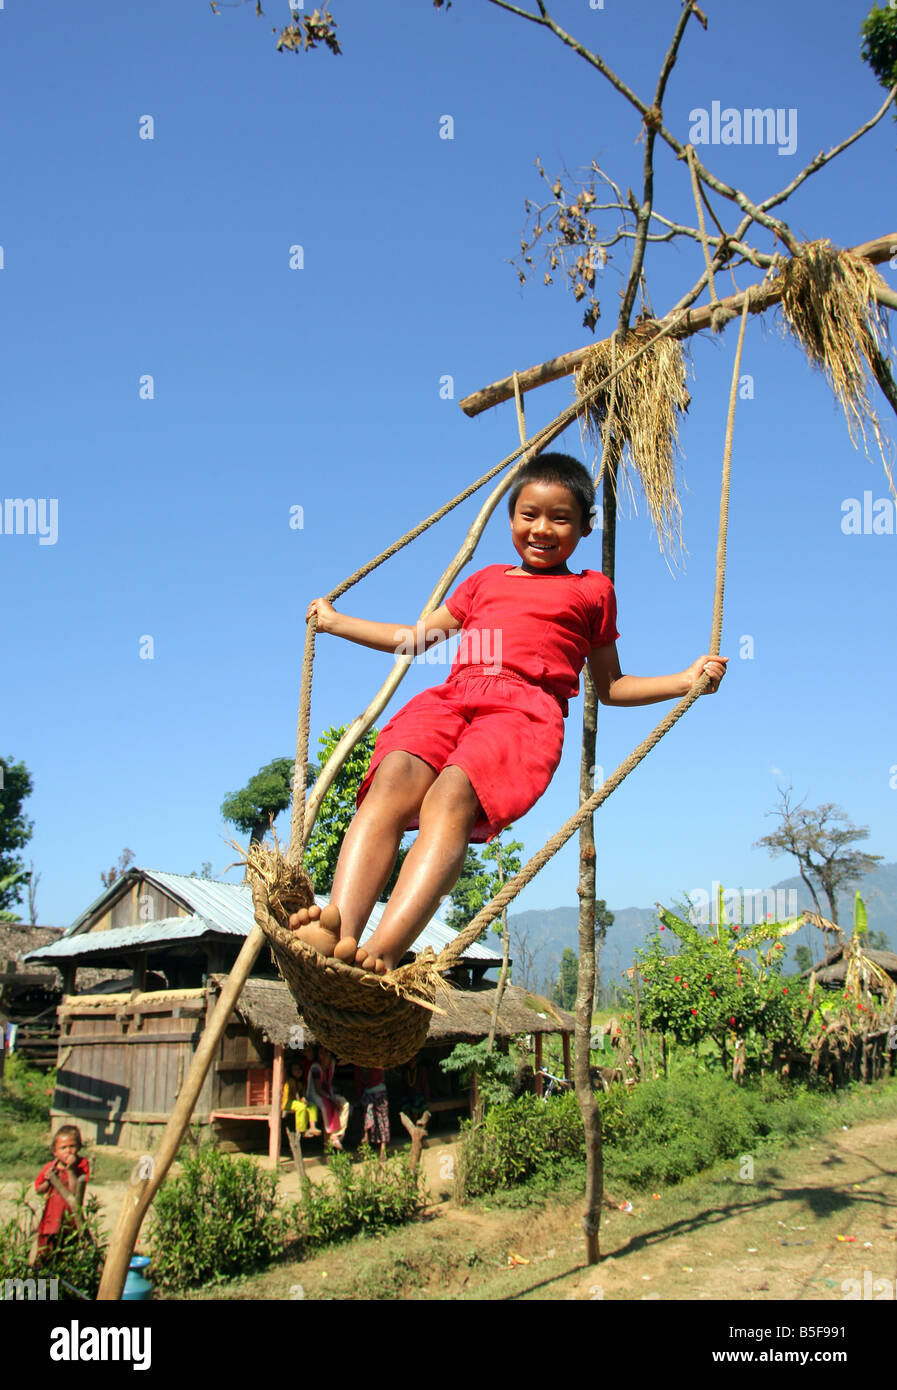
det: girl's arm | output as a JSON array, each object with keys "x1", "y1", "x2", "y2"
[
  {"x1": 588, "y1": 643, "x2": 728, "y2": 707},
  {"x1": 306, "y1": 597, "x2": 462, "y2": 657}
]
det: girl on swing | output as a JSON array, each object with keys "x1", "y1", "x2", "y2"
[{"x1": 290, "y1": 453, "x2": 726, "y2": 974}]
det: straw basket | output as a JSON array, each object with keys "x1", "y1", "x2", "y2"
[{"x1": 247, "y1": 849, "x2": 438, "y2": 1068}]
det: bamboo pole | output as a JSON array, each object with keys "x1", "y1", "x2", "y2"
[
  {"x1": 459, "y1": 233, "x2": 897, "y2": 417},
  {"x1": 97, "y1": 927, "x2": 267, "y2": 1299}
]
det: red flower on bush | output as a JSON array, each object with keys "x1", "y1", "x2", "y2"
[
  {"x1": 730, "y1": 1017, "x2": 736, "y2": 1026},
  {"x1": 691, "y1": 1008, "x2": 698, "y2": 1015},
  {"x1": 710, "y1": 990, "x2": 716, "y2": 997},
  {"x1": 674, "y1": 976, "x2": 681, "y2": 983}
]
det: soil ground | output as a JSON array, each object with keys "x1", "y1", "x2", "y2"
[{"x1": 174, "y1": 1114, "x2": 897, "y2": 1301}]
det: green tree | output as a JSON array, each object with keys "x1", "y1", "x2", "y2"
[
  {"x1": 552, "y1": 947, "x2": 579, "y2": 1012},
  {"x1": 861, "y1": 5, "x2": 897, "y2": 117},
  {"x1": 0, "y1": 757, "x2": 34, "y2": 918},
  {"x1": 755, "y1": 787, "x2": 883, "y2": 928},
  {"x1": 593, "y1": 897, "x2": 614, "y2": 1002},
  {"x1": 303, "y1": 727, "x2": 409, "y2": 897},
  {"x1": 444, "y1": 836, "x2": 523, "y2": 934},
  {"x1": 794, "y1": 944, "x2": 813, "y2": 974},
  {"x1": 221, "y1": 757, "x2": 300, "y2": 850}
]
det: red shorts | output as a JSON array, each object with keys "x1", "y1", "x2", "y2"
[{"x1": 356, "y1": 666, "x2": 565, "y2": 842}]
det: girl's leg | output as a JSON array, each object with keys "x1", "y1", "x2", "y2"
[
  {"x1": 354, "y1": 765, "x2": 481, "y2": 972},
  {"x1": 290, "y1": 751, "x2": 436, "y2": 955}
]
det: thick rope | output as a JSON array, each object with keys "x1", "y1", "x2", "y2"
[{"x1": 434, "y1": 291, "x2": 751, "y2": 971}]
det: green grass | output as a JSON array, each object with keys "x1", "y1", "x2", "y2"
[{"x1": 0, "y1": 1056, "x2": 133, "y2": 1184}]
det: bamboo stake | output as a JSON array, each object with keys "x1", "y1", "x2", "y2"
[{"x1": 97, "y1": 928, "x2": 267, "y2": 1299}]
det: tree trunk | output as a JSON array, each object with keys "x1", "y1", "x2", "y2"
[
  {"x1": 574, "y1": 451, "x2": 619, "y2": 1265},
  {"x1": 575, "y1": 665, "x2": 603, "y2": 1265}
]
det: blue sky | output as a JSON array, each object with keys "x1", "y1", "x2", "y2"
[{"x1": 2, "y1": 0, "x2": 895, "y2": 929}]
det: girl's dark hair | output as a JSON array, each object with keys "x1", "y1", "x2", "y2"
[
  {"x1": 53, "y1": 1125, "x2": 82, "y2": 1149},
  {"x1": 507, "y1": 452, "x2": 596, "y2": 531}
]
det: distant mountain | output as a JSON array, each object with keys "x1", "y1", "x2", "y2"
[{"x1": 507, "y1": 862, "x2": 897, "y2": 993}]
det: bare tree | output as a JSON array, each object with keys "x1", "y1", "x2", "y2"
[
  {"x1": 755, "y1": 787, "x2": 883, "y2": 936},
  {"x1": 27, "y1": 861, "x2": 40, "y2": 925},
  {"x1": 100, "y1": 848, "x2": 135, "y2": 889}
]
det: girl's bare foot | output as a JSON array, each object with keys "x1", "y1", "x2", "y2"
[
  {"x1": 288, "y1": 903, "x2": 342, "y2": 957},
  {"x1": 335, "y1": 939, "x2": 387, "y2": 975}
]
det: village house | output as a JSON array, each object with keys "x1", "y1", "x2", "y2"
[{"x1": 25, "y1": 868, "x2": 574, "y2": 1157}]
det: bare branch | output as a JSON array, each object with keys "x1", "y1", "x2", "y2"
[
  {"x1": 761, "y1": 84, "x2": 897, "y2": 214},
  {"x1": 618, "y1": 2, "x2": 705, "y2": 329}
]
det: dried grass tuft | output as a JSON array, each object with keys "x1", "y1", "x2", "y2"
[
  {"x1": 777, "y1": 240, "x2": 895, "y2": 494},
  {"x1": 575, "y1": 328, "x2": 690, "y2": 558}
]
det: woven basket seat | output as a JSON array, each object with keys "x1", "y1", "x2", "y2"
[{"x1": 248, "y1": 853, "x2": 438, "y2": 1069}]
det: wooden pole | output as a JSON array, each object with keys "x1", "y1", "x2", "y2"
[
  {"x1": 97, "y1": 924, "x2": 267, "y2": 1301},
  {"x1": 458, "y1": 232, "x2": 897, "y2": 417},
  {"x1": 561, "y1": 1031, "x2": 572, "y2": 1084},
  {"x1": 286, "y1": 1130, "x2": 311, "y2": 1196},
  {"x1": 632, "y1": 961, "x2": 646, "y2": 1080},
  {"x1": 534, "y1": 1033, "x2": 543, "y2": 1095},
  {"x1": 269, "y1": 1044, "x2": 285, "y2": 1164}
]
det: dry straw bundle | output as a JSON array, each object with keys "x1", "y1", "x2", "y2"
[
  {"x1": 242, "y1": 840, "x2": 445, "y2": 1068},
  {"x1": 777, "y1": 239, "x2": 895, "y2": 492},
  {"x1": 575, "y1": 328, "x2": 690, "y2": 557}
]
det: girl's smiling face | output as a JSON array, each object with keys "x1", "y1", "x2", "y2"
[{"x1": 510, "y1": 480, "x2": 590, "y2": 573}]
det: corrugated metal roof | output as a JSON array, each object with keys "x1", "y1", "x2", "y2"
[
  {"x1": 27, "y1": 916, "x2": 220, "y2": 960},
  {"x1": 26, "y1": 869, "x2": 501, "y2": 965}
]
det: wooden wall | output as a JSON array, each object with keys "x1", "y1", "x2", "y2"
[
  {"x1": 87, "y1": 878, "x2": 189, "y2": 936},
  {"x1": 52, "y1": 988, "x2": 212, "y2": 1148}
]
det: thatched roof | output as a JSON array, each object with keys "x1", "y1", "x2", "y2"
[
  {"x1": 0, "y1": 923, "x2": 64, "y2": 968},
  {"x1": 810, "y1": 945, "x2": 897, "y2": 988},
  {"x1": 1, "y1": 924, "x2": 131, "y2": 995},
  {"x1": 209, "y1": 975, "x2": 574, "y2": 1052}
]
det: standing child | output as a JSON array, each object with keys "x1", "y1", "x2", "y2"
[
  {"x1": 306, "y1": 1046, "x2": 350, "y2": 1152},
  {"x1": 354, "y1": 1065, "x2": 390, "y2": 1159},
  {"x1": 291, "y1": 453, "x2": 727, "y2": 974},
  {"x1": 33, "y1": 1125, "x2": 90, "y2": 1254}
]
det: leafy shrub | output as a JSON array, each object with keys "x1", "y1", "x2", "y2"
[
  {"x1": 150, "y1": 1147, "x2": 283, "y2": 1290},
  {"x1": 0, "y1": 1186, "x2": 106, "y2": 1300},
  {"x1": 455, "y1": 1092, "x2": 584, "y2": 1201},
  {"x1": 635, "y1": 901, "x2": 812, "y2": 1063},
  {"x1": 440, "y1": 1040, "x2": 522, "y2": 1109},
  {"x1": 599, "y1": 1071, "x2": 841, "y2": 1189},
  {"x1": 0, "y1": 1054, "x2": 56, "y2": 1124},
  {"x1": 288, "y1": 1147, "x2": 424, "y2": 1254}
]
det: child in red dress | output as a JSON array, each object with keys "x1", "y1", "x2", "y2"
[
  {"x1": 34, "y1": 1125, "x2": 90, "y2": 1253},
  {"x1": 292, "y1": 453, "x2": 727, "y2": 973}
]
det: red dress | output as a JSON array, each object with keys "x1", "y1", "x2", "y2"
[
  {"x1": 34, "y1": 1157, "x2": 90, "y2": 1249},
  {"x1": 357, "y1": 565, "x2": 618, "y2": 842}
]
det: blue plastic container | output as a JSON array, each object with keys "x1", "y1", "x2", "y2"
[{"x1": 122, "y1": 1254, "x2": 153, "y2": 1300}]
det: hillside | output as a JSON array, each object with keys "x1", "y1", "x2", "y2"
[{"x1": 508, "y1": 862, "x2": 897, "y2": 996}]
